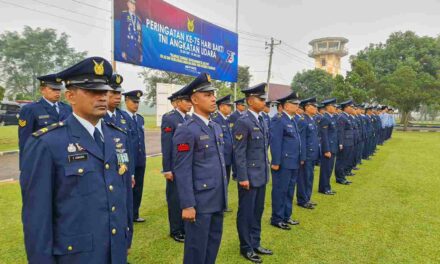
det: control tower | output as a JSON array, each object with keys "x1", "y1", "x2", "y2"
[{"x1": 308, "y1": 37, "x2": 348, "y2": 76}]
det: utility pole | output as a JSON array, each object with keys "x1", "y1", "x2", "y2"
[
  {"x1": 234, "y1": 0, "x2": 239, "y2": 104},
  {"x1": 265, "y1": 37, "x2": 281, "y2": 96}
]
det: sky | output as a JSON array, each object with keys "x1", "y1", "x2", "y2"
[{"x1": 0, "y1": 0, "x2": 439, "y2": 93}]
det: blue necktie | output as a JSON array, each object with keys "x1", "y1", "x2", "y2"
[{"x1": 93, "y1": 128, "x2": 104, "y2": 155}]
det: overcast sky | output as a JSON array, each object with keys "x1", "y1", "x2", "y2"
[{"x1": 0, "y1": 0, "x2": 439, "y2": 92}]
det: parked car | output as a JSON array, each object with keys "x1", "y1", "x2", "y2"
[{"x1": 0, "y1": 101, "x2": 21, "y2": 126}]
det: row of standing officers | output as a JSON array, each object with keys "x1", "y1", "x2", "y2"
[{"x1": 18, "y1": 56, "x2": 395, "y2": 263}]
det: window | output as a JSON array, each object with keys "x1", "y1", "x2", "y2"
[{"x1": 321, "y1": 58, "x2": 326, "y2": 67}]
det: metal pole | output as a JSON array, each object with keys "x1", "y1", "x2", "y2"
[
  {"x1": 111, "y1": 0, "x2": 116, "y2": 71},
  {"x1": 234, "y1": 0, "x2": 239, "y2": 103}
]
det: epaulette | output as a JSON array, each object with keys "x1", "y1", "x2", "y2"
[
  {"x1": 106, "y1": 121, "x2": 127, "y2": 134},
  {"x1": 165, "y1": 110, "x2": 175, "y2": 116},
  {"x1": 32, "y1": 121, "x2": 65, "y2": 137},
  {"x1": 211, "y1": 112, "x2": 219, "y2": 118}
]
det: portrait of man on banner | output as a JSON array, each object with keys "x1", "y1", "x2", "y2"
[{"x1": 120, "y1": 0, "x2": 143, "y2": 64}]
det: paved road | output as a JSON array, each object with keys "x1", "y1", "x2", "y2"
[{"x1": 0, "y1": 130, "x2": 161, "y2": 182}]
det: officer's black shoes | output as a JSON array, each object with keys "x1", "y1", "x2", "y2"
[
  {"x1": 224, "y1": 207, "x2": 233, "y2": 213},
  {"x1": 171, "y1": 233, "x2": 185, "y2": 243},
  {"x1": 347, "y1": 172, "x2": 356, "y2": 176},
  {"x1": 271, "y1": 222, "x2": 291, "y2": 230},
  {"x1": 336, "y1": 180, "x2": 351, "y2": 185},
  {"x1": 353, "y1": 167, "x2": 360, "y2": 170},
  {"x1": 241, "y1": 251, "x2": 263, "y2": 263},
  {"x1": 309, "y1": 201, "x2": 318, "y2": 206},
  {"x1": 134, "y1": 217, "x2": 146, "y2": 223},
  {"x1": 298, "y1": 203, "x2": 314, "y2": 209},
  {"x1": 254, "y1": 247, "x2": 273, "y2": 255},
  {"x1": 285, "y1": 219, "x2": 300, "y2": 225},
  {"x1": 320, "y1": 190, "x2": 336, "y2": 195}
]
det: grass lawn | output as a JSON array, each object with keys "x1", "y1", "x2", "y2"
[
  {"x1": 0, "y1": 125, "x2": 18, "y2": 152},
  {"x1": 1, "y1": 131, "x2": 440, "y2": 263}
]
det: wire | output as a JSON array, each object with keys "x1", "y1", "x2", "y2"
[
  {"x1": 71, "y1": 0, "x2": 111, "y2": 13},
  {"x1": 0, "y1": 0, "x2": 109, "y2": 31},
  {"x1": 31, "y1": 0, "x2": 95, "y2": 19}
]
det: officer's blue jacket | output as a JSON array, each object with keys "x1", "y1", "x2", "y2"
[
  {"x1": 20, "y1": 115, "x2": 132, "y2": 264},
  {"x1": 319, "y1": 113, "x2": 338, "y2": 154},
  {"x1": 173, "y1": 115, "x2": 228, "y2": 213},
  {"x1": 122, "y1": 111, "x2": 146, "y2": 167},
  {"x1": 269, "y1": 112, "x2": 301, "y2": 170},
  {"x1": 298, "y1": 114, "x2": 320, "y2": 162},
  {"x1": 18, "y1": 98, "x2": 72, "y2": 157},
  {"x1": 103, "y1": 108, "x2": 129, "y2": 132},
  {"x1": 228, "y1": 110, "x2": 242, "y2": 127},
  {"x1": 337, "y1": 112, "x2": 355, "y2": 147},
  {"x1": 212, "y1": 112, "x2": 234, "y2": 166},
  {"x1": 161, "y1": 109, "x2": 187, "y2": 172},
  {"x1": 232, "y1": 111, "x2": 269, "y2": 187}
]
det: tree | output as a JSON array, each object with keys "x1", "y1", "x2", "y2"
[
  {"x1": 0, "y1": 26, "x2": 87, "y2": 99},
  {"x1": 291, "y1": 69, "x2": 335, "y2": 101},
  {"x1": 0, "y1": 85, "x2": 4, "y2": 101},
  {"x1": 380, "y1": 65, "x2": 438, "y2": 130},
  {"x1": 345, "y1": 60, "x2": 378, "y2": 101},
  {"x1": 140, "y1": 65, "x2": 252, "y2": 106}
]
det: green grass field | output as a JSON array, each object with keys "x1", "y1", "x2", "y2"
[
  {"x1": 0, "y1": 125, "x2": 18, "y2": 152},
  {"x1": 1, "y1": 131, "x2": 440, "y2": 263}
]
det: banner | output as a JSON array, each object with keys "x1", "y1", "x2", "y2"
[{"x1": 113, "y1": 0, "x2": 238, "y2": 82}]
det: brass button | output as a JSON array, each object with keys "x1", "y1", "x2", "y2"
[
  {"x1": 111, "y1": 206, "x2": 116, "y2": 212},
  {"x1": 127, "y1": 227, "x2": 130, "y2": 231},
  {"x1": 78, "y1": 168, "x2": 84, "y2": 174},
  {"x1": 205, "y1": 145, "x2": 209, "y2": 148},
  {"x1": 67, "y1": 245, "x2": 73, "y2": 251},
  {"x1": 105, "y1": 164, "x2": 110, "y2": 170},
  {"x1": 203, "y1": 184, "x2": 207, "y2": 188},
  {"x1": 109, "y1": 185, "x2": 114, "y2": 192},
  {"x1": 112, "y1": 228, "x2": 117, "y2": 235}
]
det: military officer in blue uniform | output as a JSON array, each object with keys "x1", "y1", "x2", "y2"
[
  {"x1": 104, "y1": 74, "x2": 129, "y2": 132},
  {"x1": 262, "y1": 101, "x2": 271, "y2": 128},
  {"x1": 122, "y1": 90, "x2": 147, "y2": 223},
  {"x1": 229, "y1": 98, "x2": 246, "y2": 126},
  {"x1": 362, "y1": 105, "x2": 374, "y2": 160},
  {"x1": 18, "y1": 74, "x2": 72, "y2": 167},
  {"x1": 296, "y1": 97, "x2": 320, "y2": 209},
  {"x1": 120, "y1": 0, "x2": 143, "y2": 64},
  {"x1": 173, "y1": 73, "x2": 228, "y2": 264},
  {"x1": 269, "y1": 92, "x2": 301, "y2": 231},
  {"x1": 20, "y1": 57, "x2": 133, "y2": 263},
  {"x1": 335, "y1": 100, "x2": 355, "y2": 185},
  {"x1": 233, "y1": 83, "x2": 272, "y2": 263},
  {"x1": 161, "y1": 89, "x2": 192, "y2": 242},
  {"x1": 318, "y1": 98, "x2": 338, "y2": 195},
  {"x1": 212, "y1": 94, "x2": 234, "y2": 213}
]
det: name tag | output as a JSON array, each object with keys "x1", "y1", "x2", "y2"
[
  {"x1": 287, "y1": 124, "x2": 293, "y2": 128},
  {"x1": 68, "y1": 153, "x2": 88, "y2": 162},
  {"x1": 38, "y1": 115, "x2": 50, "y2": 119},
  {"x1": 253, "y1": 127, "x2": 260, "y2": 131},
  {"x1": 200, "y1": 135, "x2": 210, "y2": 140}
]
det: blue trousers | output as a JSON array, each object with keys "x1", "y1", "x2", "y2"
[
  {"x1": 271, "y1": 168, "x2": 298, "y2": 224},
  {"x1": 335, "y1": 146, "x2": 353, "y2": 182},
  {"x1": 184, "y1": 211, "x2": 224, "y2": 264},
  {"x1": 319, "y1": 154, "x2": 336, "y2": 192},
  {"x1": 297, "y1": 161, "x2": 315, "y2": 205},
  {"x1": 237, "y1": 185, "x2": 266, "y2": 253},
  {"x1": 166, "y1": 179, "x2": 184, "y2": 235},
  {"x1": 133, "y1": 166, "x2": 146, "y2": 218}
]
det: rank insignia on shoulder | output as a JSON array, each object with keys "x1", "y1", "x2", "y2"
[
  {"x1": 229, "y1": 123, "x2": 234, "y2": 128},
  {"x1": 121, "y1": 119, "x2": 126, "y2": 124},
  {"x1": 32, "y1": 122, "x2": 64, "y2": 137},
  {"x1": 18, "y1": 119, "x2": 27, "y2": 127},
  {"x1": 177, "y1": 143, "x2": 190, "y2": 152},
  {"x1": 235, "y1": 134, "x2": 243, "y2": 141},
  {"x1": 164, "y1": 127, "x2": 172, "y2": 133}
]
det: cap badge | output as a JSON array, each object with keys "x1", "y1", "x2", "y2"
[{"x1": 93, "y1": 60, "x2": 105, "y2": 76}]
